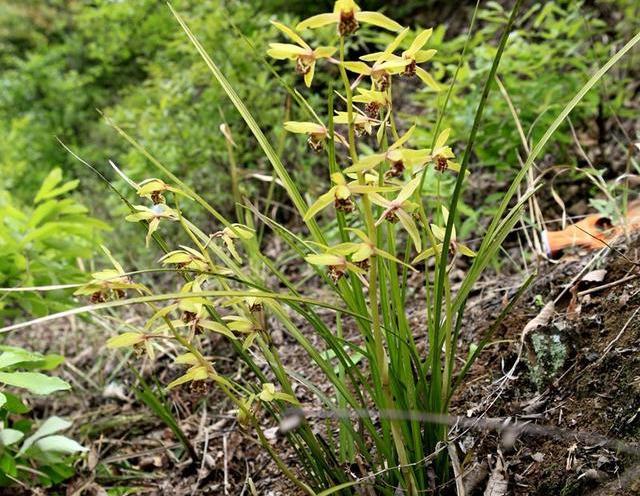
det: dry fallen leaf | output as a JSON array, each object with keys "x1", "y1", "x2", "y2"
[
  {"x1": 102, "y1": 382, "x2": 129, "y2": 401},
  {"x1": 580, "y1": 269, "x2": 607, "y2": 283},
  {"x1": 567, "y1": 285, "x2": 581, "y2": 321},
  {"x1": 523, "y1": 302, "x2": 555, "y2": 334}
]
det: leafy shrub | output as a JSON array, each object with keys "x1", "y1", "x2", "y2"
[
  {"x1": 0, "y1": 345, "x2": 86, "y2": 487},
  {"x1": 0, "y1": 0, "x2": 309, "y2": 219},
  {"x1": 415, "y1": 0, "x2": 633, "y2": 170},
  {"x1": 0, "y1": 168, "x2": 109, "y2": 318}
]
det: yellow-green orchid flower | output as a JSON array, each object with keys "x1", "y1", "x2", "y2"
[
  {"x1": 306, "y1": 234, "x2": 414, "y2": 283},
  {"x1": 297, "y1": 0, "x2": 403, "y2": 37},
  {"x1": 222, "y1": 315, "x2": 261, "y2": 350},
  {"x1": 352, "y1": 88, "x2": 390, "y2": 118},
  {"x1": 106, "y1": 331, "x2": 153, "y2": 358},
  {"x1": 136, "y1": 178, "x2": 182, "y2": 205},
  {"x1": 283, "y1": 121, "x2": 347, "y2": 150},
  {"x1": 428, "y1": 128, "x2": 465, "y2": 175},
  {"x1": 223, "y1": 289, "x2": 268, "y2": 314},
  {"x1": 333, "y1": 110, "x2": 379, "y2": 135},
  {"x1": 342, "y1": 28, "x2": 410, "y2": 90},
  {"x1": 167, "y1": 361, "x2": 231, "y2": 391},
  {"x1": 258, "y1": 383, "x2": 299, "y2": 405},
  {"x1": 345, "y1": 228, "x2": 417, "y2": 272},
  {"x1": 125, "y1": 203, "x2": 179, "y2": 247},
  {"x1": 369, "y1": 177, "x2": 423, "y2": 251},
  {"x1": 267, "y1": 21, "x2": 336, "y2": 87},
  {"x1": 160, "y1": 245, "x2": 210, "y2": 272},
  {"x1": 303, "y1": 172, "x2": 398, "y2": 221},
  {"x1": 361, "y1": 28, "x2": 440, "y2": 90},
  {"x1": 74, "y1": 245, "x2": 146, "y2": 302},
  {"x1": 401, "y1": 29, "x2": 439, "y2": 89},
  {"x1": 148, "y1": 302, "x2": 236, "y2": 342},
  {"x1": 210, "y1": 224, "x2": 254, "y2": 263},
  {"x1": 305, "y1": 242, "x2": 365, "y2": 283},
  {"x1": 344, "y1": 125, "x2": 430, "y2": 178},
  {"x1": 413, "y1": 206, "x2": 475, "y2": 263}
]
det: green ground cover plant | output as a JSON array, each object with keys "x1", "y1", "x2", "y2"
[{"x1": 0, "y1": 345, "x2": 86, "y2": 487}]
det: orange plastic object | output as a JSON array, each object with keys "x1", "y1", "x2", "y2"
[{"x1": 542, "y1": 201, "x2": 640, "y2": 256}]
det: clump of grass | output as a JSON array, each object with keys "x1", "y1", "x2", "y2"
[{"x1": 4, "y1": 1, "x2": 640, "y2": 494}]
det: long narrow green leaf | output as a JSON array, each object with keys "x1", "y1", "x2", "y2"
[
  {"x1": 432, "y1": 0, "x2": 523, "y2": 351},
  {"x1": 0, "y1": 290, "x2": 369, "y2": 334},
  {"x1": 168, "y1": 3, "x2": 324, "y2": 243},
  {"x1": 131, "y1": 368, "x2": 198, "y2": 464}
]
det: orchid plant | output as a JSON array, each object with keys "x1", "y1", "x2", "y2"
[
  {"x1": 97, "y1": 2, "x2": 479, "y2": 494},
  {"x1": 15, "y1": 0, "x2": 554, "y2": 494}
]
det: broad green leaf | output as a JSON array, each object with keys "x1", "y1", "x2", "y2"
[
  {"x1": 0, "y1": 429, "x2": 24, "y2": 447},
  {"x1": 0, "y1": 453, "x2": 16, "y2": 478},
  {"x1": 0, "y1": 372, "x2": 70, "y2": 395},
  {"x1": 26, "y1": 354, "x2": 65, "y2": 371},
  {"x1": 37, "y1": 180, "x2": 79, "y2": 202},
  {"x1": 1, "y1": 392, "x2": 29, "y2": 414},
  {"x1": 33, "y1": 168, "x2": 62, "y2": 204},
  {"x1": 17, "y1": 416, "x2": 72, "y2": 456},
  {"x1": 0, "y1": 350, "x2": 41, "y2": 370},
  {"x1": 34, "y1": 435, "x2": 88, "y2": 454}
]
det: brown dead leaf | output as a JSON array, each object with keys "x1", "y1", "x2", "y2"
[
  {"x1": 567, "y1": 285, "x2": 581, "y2": 321},
  {"x1": 523, "y1": 302, "x2": 555, "y2": 334}
]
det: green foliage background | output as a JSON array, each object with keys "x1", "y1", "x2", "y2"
[{"x1": 0, "y1": 0, "x2": 637, "y2": 313}]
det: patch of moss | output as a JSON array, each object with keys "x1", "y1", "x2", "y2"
[{"x1": 528, "y1": 332, "x2": 567, "y2": 388}]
